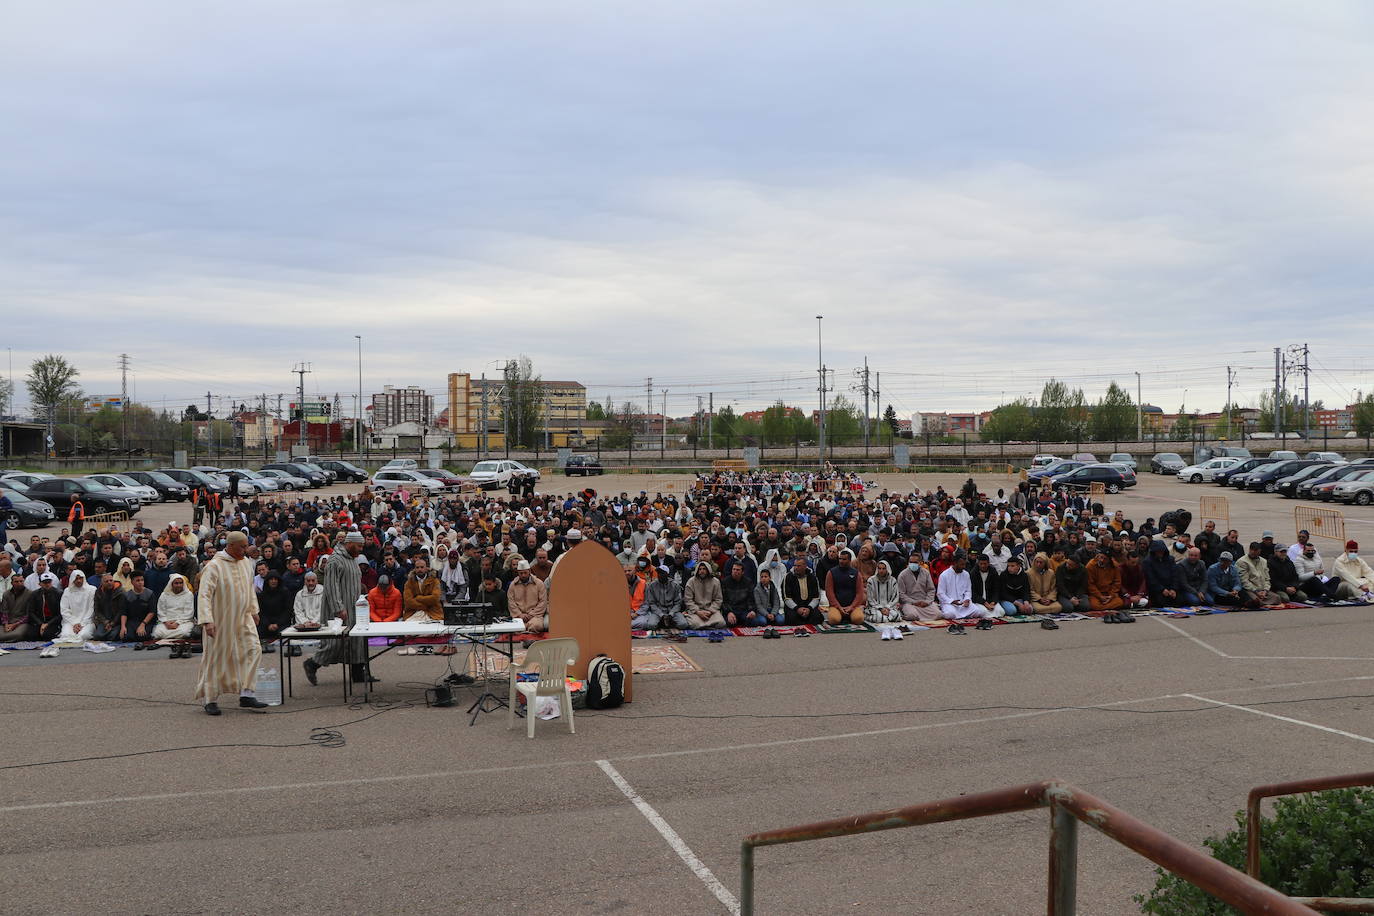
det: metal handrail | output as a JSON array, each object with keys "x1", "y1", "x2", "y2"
[
  {"x1": 1246, "y1": 771, "x2": 1374, "y2": 913},
  {"x1": 741, "y1": 779, "x2": 1318, "y2": 915}
]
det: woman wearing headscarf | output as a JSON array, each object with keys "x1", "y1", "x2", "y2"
[
  {"x1": 864, "y1": 560, "x2": 901, "y2": 624},
  {"x1": 154, "y1": 574, "x2": 197, "y2": 656},
  {"x1": 758, "y1": 548, "x2": 788, "y2": 587},
  {"x1": 56, "y1": 569, "x2": 97, "y2": 644}
]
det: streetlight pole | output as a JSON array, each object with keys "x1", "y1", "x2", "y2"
[
  {"x1": 355, "y1": 335, "x2": 364, "y2": 460},
  {"x1": 816, "y1": 315, "x2": 825, "y2": 468},
  {"x1": 1134, "y1": 371, "x2": 1142, "y2": 442}
]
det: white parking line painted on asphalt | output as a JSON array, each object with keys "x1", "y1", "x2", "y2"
[
  {"x1": 8, "y1": 676, "x2": 1374, "y2": 816},
  {"x1": 1182, "y1": 693, "x2": 1374, "y2": 746},
  {"x1": 597, "y1": 759, "x2": 741, "y2": 914},
  {"x1": 1152, "y1": 615, "x2": 1374, "y2": 661}
]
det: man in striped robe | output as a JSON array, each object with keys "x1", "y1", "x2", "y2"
[
  {"x1": 195, "y1": 531, "x2": 268, "y2": 715},
  {"x1": 304, "y1": 531, "x2": 370, "y2": 686}
]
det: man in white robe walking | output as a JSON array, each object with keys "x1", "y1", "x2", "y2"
[{"x1": 195, "y1": 531, "x2": 268, "y2": 715}]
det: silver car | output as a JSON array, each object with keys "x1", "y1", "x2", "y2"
[
  {"x1": 257, "y1": 468, "x2": 310, "y2": 490},
  {"x1": 87, "y1": 473, "x2": 161, "y2": 504},
  {"x1": 1176, "y1": 457, "x2": 1240, "y2": 483}
]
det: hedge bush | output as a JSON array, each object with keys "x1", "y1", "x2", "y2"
[{"x1": 1136, "y1": 787, "x2": 1374, "y2": 914}]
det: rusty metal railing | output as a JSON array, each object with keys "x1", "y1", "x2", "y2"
[
  {"x1": 740, "y1": 779, "x2": 1318, "y2": 915},
  {"x1": 1246, "y1": 771, "x2": 1374, "y2": 913}
]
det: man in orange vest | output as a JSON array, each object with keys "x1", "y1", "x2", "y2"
[
  {"x1": 190, "y1": 484, "x2": 204, "y2": 527},
  {"x1": 68, "y1": 498, "x2": 85, "y2": 539},
  {"x1": 207, "y1": 490, "x2": 223, "y2": 526}
]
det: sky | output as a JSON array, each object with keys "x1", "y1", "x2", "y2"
[{"x1": 4, "y1": 0, "x2": 1374, "y2": 423}]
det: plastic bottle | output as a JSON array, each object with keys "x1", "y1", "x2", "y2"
[{"x1": 256, "y1": 664, "x2": 283, "y2": 706}]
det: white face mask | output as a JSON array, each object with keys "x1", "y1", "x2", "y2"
[{"x1": 1350, "y1": 552, "x2": 1360, "y2": 560}]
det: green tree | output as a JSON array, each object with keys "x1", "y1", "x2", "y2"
[
  {"x1": 883, "y1": 404, "x2": 899, "y2": 440},
  {"x1": 1172, "y1": 406, "x2": 1195, "y2": 440},
  {"x1": 502, "y1": 355, "x2": 543, "y2": 449},
  {"x1": 760, "y1": 402, "x2": 798, "y2": 445},
  {"x1": 824, "y1": 395, "x2": 862, "y2": 446},
  {"x1": 1255, "y1": 389, "x2": 1298, "y2": 434},
  {"x1": 1032, "y1": 379, "x2": 1085, "y2": 441},
  {"x1": 1091, "y1": 381, "x2": 1136, "y2": 443},
  {"x1": 26, "y1": 354, "x2": 82, "y2": 428},
  {"x1": 585, "y1": 401, "x2": 606, "y2": 421},
  {"x1": 1353, "y1": 392, "x2": 1374, "y2": 438},
  {"x1": 0, "y1": 375, "x2": 12, "y2": 415},
  {"x1": 601, "y1": 401, "x2": 637, "y2": 449},
  {"x1": 981, "y1": 399, "x2": 1035, "y2": 442},
  {"x1": 714, "y1": 404, "x2": 739, "y2": 444}
]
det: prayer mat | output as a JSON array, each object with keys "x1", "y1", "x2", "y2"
[
  {"x1": 682, "y1": 628, "x2": 732, "y2": 638},
  {"x1": 730, "y1": 625, "x2": 819, "y2": 637},
  {"x1": 999, "y1": 615, "x2": 1041, "y2": 624},
  {"x1": 816, "y1": 621, "x2": 877, "y2": 634},
  {"x1": 631, "y1": 630, "x2": 665, "y2": 639},
  {"x1": 482, "y1": 643, "x2": 701, "y2": 676},
  {"x1": 0, "y1": 641, "x2": 47, "y2": 650}
]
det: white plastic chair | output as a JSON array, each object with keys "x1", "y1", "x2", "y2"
[{"x1": 507, "y1": 637, "x2": 580, "y2": 738}]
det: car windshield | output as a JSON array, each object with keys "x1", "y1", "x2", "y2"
[
  {"x1": 473, "y1": 461, "x2": 499, "y2": 472},
  {"x1": 144, "y1": 472, "x2": 177, "y2": 485},
  {"x1": 1158, "y1": 453, "x2": 1181, "y2": 460},
  {"x1": 110, "y1": 474, "x2": 142, "y2": 486}
]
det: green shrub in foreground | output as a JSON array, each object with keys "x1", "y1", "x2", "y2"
[{"x1": 1135, "y1": 787, "x2": 1374, "y2": 914}]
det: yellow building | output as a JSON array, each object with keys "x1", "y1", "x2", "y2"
[{"x1": 446, "y1": 372, "x2": 587, "y2": 435}]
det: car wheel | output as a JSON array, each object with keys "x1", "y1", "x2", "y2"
[
  {"x1": 2, "y1": 509, "x2": 19, "y2": 528},
  {"x1": 1190, "y1": 474, "x2": 1202, "y2": 483},
  {"x1": 1357, "y1": 491, "x2": 1373, "y2": 506},
  {"x1": 1263, "y1": 482, "x2": 1277, "y2": 493},
  {"x1": 1106, "y1": 483, "x2": 1120, "y2": 494}
]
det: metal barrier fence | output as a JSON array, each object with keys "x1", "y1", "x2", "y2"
[
  {"x1": 83, "y1": 510, "x2": 130, "y2": 525},
  {"x1": 1200, "y1": 495, "x2": 1230, "y2": 528},
  {"x1": 740, "y1": 779, "x2": 1317, "y2": 915},
  {"x1": 1246, "y1": 771, "x2": 1374, "y2": 913},
  {"x1": 1293, "y1": 506, "x2": 1346, "y2": 546}
]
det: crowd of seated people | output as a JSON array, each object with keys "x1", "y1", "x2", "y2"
[{"x1": 4, "y1": 475, "x2": 1374, "y2": 655}]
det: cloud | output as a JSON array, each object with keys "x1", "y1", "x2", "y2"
[{"x1": 4, "y1": 0, "x2": 1373, "y2": 416}]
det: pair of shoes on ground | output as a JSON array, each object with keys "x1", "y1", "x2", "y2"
[
  {"x1": 878, "y1": 626, "x2": 904, "y2": 641},
  {"x1": 1040, "y1": 619, "x2": 1060, "y2": 630},
  {"x1": 761, "y1": 627, "x2": 783, "y2": 639},
  {"x1": 946, "y1": 623, "x2": 967, "y2": 635},
  {"x1": 203, "y1": 696, "x2": 270, "y2": 716},
  {"x1": 707, "y1": 631, "x2": 726, "y2": 643},
  {"x1": 1103, "y1": 611, "x2": 1136, "y2": 623},
  {"x1": 39, "y1": 646, "x2": 60, "y2": 658},
  {"x1": 169, "y1": 645, "x2": 193, "y2": 659}
]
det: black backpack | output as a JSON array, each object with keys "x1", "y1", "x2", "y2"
[{"x1": 585, "y1": 655, "x2": 626, "y2": 709}]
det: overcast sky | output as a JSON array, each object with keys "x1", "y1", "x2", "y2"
[{"x1": 4, "y1": 0, "x2": 1373, "y2": 421}]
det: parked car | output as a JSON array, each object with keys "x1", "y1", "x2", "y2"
[
  {"x1": 1229, "y1": 461, "x2": 1282, "y2": 489},
  {"x1": 158, "y1": 467, "x2": 229, "y2": 495},
  {"x1": 1274, "y1": 463, "x2": 1333, "y2": 498},
  {"x1": 381, "y1": 458, "x2": 418, "y2": 471},
  {"x1": 1049, "y1": 464, "x2": 1137, "y2": 494},
  {"x1": 1305, "y1": 452, "x2": 1346, "y2": 463},
  {"x1": 564, "y1": 454, "x2": 604, "y2": 476},
  {"x1": 1206, "y1": 446, "x2": 1253, "y2": 459},
  {"x1": 1297, "y1": 464, "x2": 1370, "y2": 500},
  {"x1": 468, "y1": 459, "x2": 540, "y2": 490},
  {"x1": 370, "y1": 469, "x2": 447, "y2": 494},
  {"x1": 414, "y1": 468, "x2": 467, "y2": 490},
  {"x1": 260, "y1": 462, "x2": 328, "y2": 488},
  {"x1": 86, "y1": 473, "x2": 161, "y2": 504},
  {"x1": 1027, "y1": 460, "x2": 1085, "y2": 483},
  {"x1": 1212, "y1": 458, "x2": 1275, "y2": 488},
  {"x1": 1029, "y1": 455, "x2": 1060, "y2": 468},
  {"x1": 217, "y1": 468, "x2": 279, "y2": 493},
  {"x1": 1247, "y1": 459, "x2": 1321, "y2": 493},
  {"x1": 1107, "y1": 453, "x2": 1137, "y2": 471},
  {"x1": 256, "y1": 468, "x2": 311, "y2": 490},
  {"x1": 1177, "y1": 457, "x2": 1241, "y2": 484},
  {"x1": 0, "y1": 471, "x2": 56, "y2": 489},
  {"x1": 0, "y1": 485, "x2": 57, "y2": 528},
  {"x1": 1266, "y1": 450, "x2": 1300, "y2": 461},
  {"x1": 24, "y1": 477, "x2": 140, "y2": 515},
  {"x1": 123, "y1": 470, "x2": 191, "y2": 501},
  {"x1": 311, "y1": 459, "x2": 368, "y2": 483},
  {"x1": 291, "y1": 459, "x2": 337, "y2": 483},
  {"x1": 1070, "y1": 452, "x2": 1098, "y2": 463},
  {"x1": 1332, "y1": 470, "x2": 1374, "y2": 506},
  {"x1": 1150, "y1": 452, "x2": 1187, "y2": 475}
]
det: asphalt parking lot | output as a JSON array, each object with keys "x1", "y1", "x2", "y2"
[{"x1": 5, "y1": 468, "x2": 1374, "y2": 914}]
